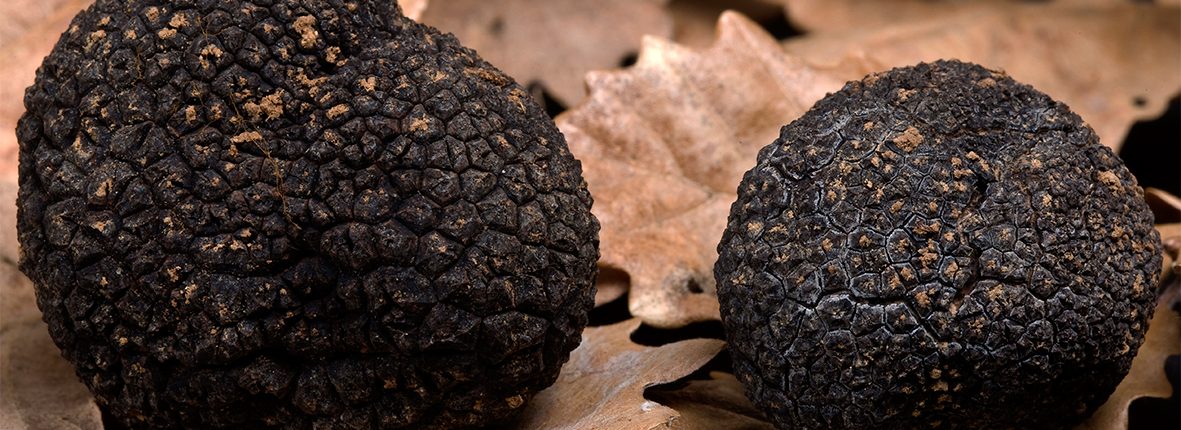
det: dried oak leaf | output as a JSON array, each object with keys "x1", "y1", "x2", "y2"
[
  {"x1": 1157, "y1": 223, "x2": 1181, "y2": 282},
  {"x1": 782, "y1": 0, "x2": 1012, "y2": 33},
  {"x1": 1145, "y1": 189, "x2": 1180, "y2": 284},
  {"x1": 646, "y1": 371, "x2": 774, "y2": 430},
  {"x1": 665, "y1": 0, "x2": 789, "y2": 48},
  {"x1": 415, "y1": 0, "x2": 672, "y2": 107},
  {"x1": 557, "y1": 12, "x2": 843, "y2": 327},
  {"x1": 0, "y1": 184, "x2": 102, "y2": 430},
  {"x1": 780, "y1": 0, "x2": 1181, "y2": 151},
  {"x1": 1146, "y1": 188, "x2": 1181, "y2": 224},
  {"x1": 512, "y1": 319, "x2": 725, "y2": 430},
  {"x1": 398, "y1": 0, "x2": 427, "y2": 21},
  {"x1": 780, "y1": 0, "x2": 1173, "y2": 33}
]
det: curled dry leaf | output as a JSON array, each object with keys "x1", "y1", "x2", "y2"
[
  {"x1": 557, "y1": 12, "x2": 844, "y2": 328},
  {"x1": 397, "y1": 0, "x2": 427, "y2": 21},
  {"x1": 1157, "y1": 224, "x2": 1181, "y2": 282},
  {"x1": 782, "y1": 0, "x2": 1013, "y2": 33},
  {"x1": 781, "y1": 0, "x2": 1173, "y2": 34},
  {"x1": 780, "y1": 0, "x2": 1181, "y2": 151},
  {"x1": 646, "y1": 371, "x2": 774, "y2": 430},
  {"x1": 512, "y1": 319, "x2": 725, "y2": 430},
  {"x1": 665, "y1": 0, "x2": 789, "y2": 48},
  {"x1": 415, "y1": 0, "x2": 672, "y2": 107},
  {"x1": 1145, "y1": 189, "x2": 1180, "y2": 281},
  {"x1": 1146, "y1": 188, "x2": 1181, "y2": 223}
]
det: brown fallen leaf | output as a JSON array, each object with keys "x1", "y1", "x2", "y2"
[
  {"x1": 398, "y1": 0, "x2": 428, "y2": 21},
  {"x1": 665, "y1": 0, "x2": 789, "y2": 48},
  {"x1": 0, "y1": 184, "x2": 102, "y2": 430},
  {"x1": 1146, "y1": 189, "x2": 1180, "y2": 283},
  {"x1": 1157, "y1": 224, "x2": 1181, "y2": 283},
  {"x1": 512, "y1": 319, "x2": 725, "y2": 430},
  {"x1": 415, "y1": 0, "x2": 673, "y2": 108},
  {"x1": 782, "y1": 0, "x2": 1005, "y2": 33},
  {"x1": 595, "y1": 266, "x2": 632, "y2": 307},
  {"x1": 780, "y1": 0, "x2": 1167, "y2": 33},
  {"x1": 646, "y1": 371, "x2": 774, "y2": 430},
  {"x1": 557, "y1": 12, "x2": 843, "y2": 328},
  {"x1": 1146, "y1": 188, "x2": 1181, "y2": 224},
  {"x1": 780, "y1": 0, "x2": 1181, "y2": 151},
  {"x1": 1075, "y1": 283, "x2": 1181, "y2": 430}
]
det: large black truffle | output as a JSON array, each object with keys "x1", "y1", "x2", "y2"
[
  {"x1": 714, "y1": 61, "x2": 1161, "y2": 429},
  {"x1": 17, "y1": 1, "x2": 599, "y2": 428}
]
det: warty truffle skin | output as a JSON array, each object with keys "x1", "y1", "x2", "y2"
[
  {"x1": 16, "y1": 0, "x2": 599, "y2": 428},
  {"x1": 714, "y1": 60, "x2": 1161, "y2": 429}
]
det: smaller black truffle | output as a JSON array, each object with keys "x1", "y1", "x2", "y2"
[{"x1": 714, "y1": 60, "x2": 1161, "y2": 429}]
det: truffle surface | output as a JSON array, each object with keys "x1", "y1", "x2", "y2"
[
  {"x1": 17, "y1": 1, "x2": 599, "y2": 428},
  {"x1": 714, "y1": 60, "x2": 1160, "y2": 429}
]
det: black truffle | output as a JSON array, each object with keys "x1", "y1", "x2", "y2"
[
  {"x1": 714, "y1": 61, "x2": 1161, "y2": 429},
  {"x1": 17, "y1": 1, "x2": 599, "y2": 428}
]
